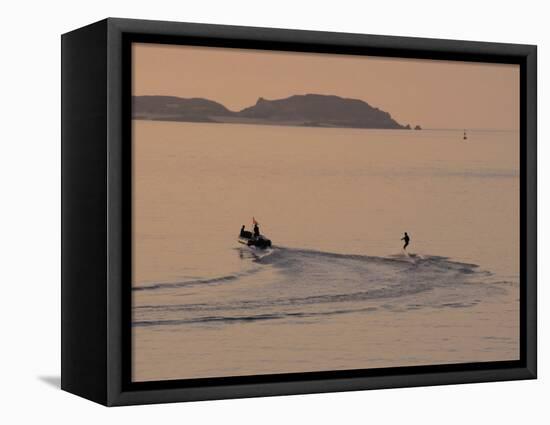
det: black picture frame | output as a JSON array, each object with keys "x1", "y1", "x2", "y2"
[{"x1": 61, "y1": 17, "x2": 537, "y2": 406}]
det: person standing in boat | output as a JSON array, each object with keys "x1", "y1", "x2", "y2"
[
  {"x1": 253, "y1": 217, "x2": 260, "y2": 238},
  {"x1": 240, "y1": 225, "x2": 246, "y2": 237},
  {"x1": 401, "y1": 232, "x2": 410, "y2": 250}
]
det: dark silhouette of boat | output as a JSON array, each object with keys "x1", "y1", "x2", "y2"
[{"x1": 238, "y1": 232, "x2": 272, "y2": 249}]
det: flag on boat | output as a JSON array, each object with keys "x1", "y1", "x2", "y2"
[{"x1": 252, "y1": 217, "x2": 258, "y2": 225}]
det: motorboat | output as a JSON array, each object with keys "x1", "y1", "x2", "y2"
[{"x1": 238, "y1": 231, "x2": 272, "y2": 249}]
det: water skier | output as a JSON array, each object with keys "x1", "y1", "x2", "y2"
[{"x1": 401, "y1": 232, "x2": 410, "y2": 250}]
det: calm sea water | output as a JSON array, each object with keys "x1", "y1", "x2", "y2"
[{"x1": 132, "y1": 121, "x2": 519, "y2": 382}]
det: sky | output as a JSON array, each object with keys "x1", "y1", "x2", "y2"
[{"x1": 132, "y1": 43, "x2": 519, "y2": 130}]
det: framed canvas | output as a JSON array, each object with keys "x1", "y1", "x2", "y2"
[{"x1": 61, "y1": 18, "x2": 537, "y2": 406}]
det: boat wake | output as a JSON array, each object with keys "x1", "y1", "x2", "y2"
[{"x1": 133, "y1": 246, "x2": 515, "y2": 328}]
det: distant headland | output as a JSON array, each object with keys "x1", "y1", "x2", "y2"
[{"x1": 133, "y1": 94, "x2": 420, "y2": 130}]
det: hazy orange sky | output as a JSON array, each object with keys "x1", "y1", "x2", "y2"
[{"x1": 133, "y1": 43, "x2": 519, "y2": 130}]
